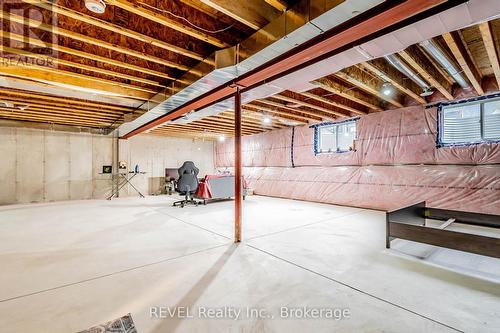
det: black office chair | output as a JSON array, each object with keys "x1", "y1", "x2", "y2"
[{"x1": 173, "y1": 161, "x2": 203, "y2": 207}]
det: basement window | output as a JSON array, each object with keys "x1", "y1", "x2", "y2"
[
  {"x1": 438, "y1": 95, "x2": 500, "y2": 147},
  {"x1": 313, "y1": 119, "x2": 358, "y2": 154}
]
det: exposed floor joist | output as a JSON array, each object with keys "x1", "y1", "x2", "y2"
[{"x1": 479, "y1": 21, "x2": 500, "y2": 89}]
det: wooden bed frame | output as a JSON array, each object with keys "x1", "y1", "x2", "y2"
[{"x1": 386, "y1": 202, "x2": 500, "y2": 259}]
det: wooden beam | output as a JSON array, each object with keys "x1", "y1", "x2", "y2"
[
  {"x1": 0, "y1": 96, "x2": 123, "y2": 116},
  {"x1": 189, "y1": 119, "x2": 260, "y2": 133},
  {"x1": 300, "y1": 91, "x2": 366, "y2": 115},
  {"x1": 0, "y1": 88, "x2": 135, "y2": 112},
  {"x1": 149, "y1": 129, "x2": 218, "y2": 140},
  {"x1": 166, "y1": 122, "x2": 257, "y2": 135},
  {"x1": 246, "y1": 102, "x2": 318, "y2": 122},
  {"x1": 442, "y1": 31, "x2": 484, "y2": 95},
  {"x1": 335, "y1": 66, "x2": 404, "y2": 108},
  {"x1": 399, "y1": 45, "x2": 454, "y2": 100},
  {"x1": 0, "y1": 30, "x2": 177, "y2": 81},
  {"x1": 1, "y1": 46, "x2": 166, "y2": 88},
  {"x1": 0, "y1": 106, "x2": 121, "y2": 123},
  {"x1": 264, "y1": 0, "x2": 287, "y2": 11},
  {"x1": 200, "y1": 0, "x2": 279, "y2": 30},
  {"x1": 360, "y1": 58, "x2": 427, "y2": 104},
  {"x1": 23, "y1": 0, "x2": 207, "y2": 63},
  {"x1": 0, "y1": 10, "x2": 193, "y2": 73},
  {"x1": 211, "y1": 114, "x2": 281, "y2": 129},
  {"x1": 0, "y1": 61, "x2": 157, "y2": 96},
  {"x1": 0, "y1": 99, "x2": 124, "y2": 119},
  {"x1": 313, "y1": 78, "x2": 384, "y2": 111},
  {"x1": 271, "y1": 94, "x2": 344, "y2": 118},
  {"x1": 160, "y1": 124, "x2": 236, "y2": 134},
  {"x1": 196, "y1": 116, "x2": 265, "y2": 131},
  {"x1": 0, "y1": 65, "x2": 153, "y2": 100},
  {"x1": 241, "y1": 106, "x2": 306, "y2": 125},
  {"x1": 106, "y1": 0, "x2": 229, "y2": 48},
  {"x1": 0, "y1": 110, "x2": 114, "y2": 127},
  {"x1": 479, "y1": 21, "x2": 500, "y2": 90}
]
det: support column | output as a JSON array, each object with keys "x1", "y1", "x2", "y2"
[{"x1": 234, "y1": 87, "x2": 242, "y2": 243}]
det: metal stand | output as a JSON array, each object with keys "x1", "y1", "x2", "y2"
[{"x1": 105, "y1": 172, "x2": 146, "y2": 200}]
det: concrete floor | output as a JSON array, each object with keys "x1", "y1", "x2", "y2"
[{"x1": 0, "y1": 195, "x2": 499, "y2": 333}]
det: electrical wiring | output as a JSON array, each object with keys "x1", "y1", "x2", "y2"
[{"x1": 137, "y1": 1, "x2": 236, "y2": 34}]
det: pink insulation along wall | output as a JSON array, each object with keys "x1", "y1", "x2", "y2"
[{"x1": 215, "y1": 106, "x2": 500, "y2": 214}]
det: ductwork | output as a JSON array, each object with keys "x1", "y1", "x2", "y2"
[
  {"x1": 384, "y1": 54, "x2": 433, "y2": 96},
  {"x1": 118, "y1": 0, "x2": 500, "y2": 137},
  {"x1": 419, "y1": 39, "x2": 469, "y2": 89},
  {"x1": 118, "y1": 0, "x2": 384, "y2": 135}
]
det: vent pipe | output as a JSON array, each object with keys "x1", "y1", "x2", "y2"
[
  {"x1": 419, "y1": 39, "x2": 469, "y2": 89},
  {"x1": 384, "y1": 54, "x2": 432, "y2": 94}
]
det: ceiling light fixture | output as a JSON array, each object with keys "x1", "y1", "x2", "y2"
[
  {"x1": 85, "y1": 0, "x2": 106, "y2": 14},
  {"x1": 420, "y1": 88, "x2": 434, "y2": 97},
  {"x1": 381, "y1": 82, "x2": 394, "y2": 96},
  {"x1": 262, "y1": 115, "x2": 272, "y2": 124},
  {"x1": 218, "y1": 135, "x2": 225, "y2": 142}
]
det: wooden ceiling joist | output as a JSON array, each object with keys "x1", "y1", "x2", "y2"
[
  {"x1": 213, "y1": 112, "x2": 283, "y2": 129},
  {"x1": 335, "y1": 67, "x2": 404, "y2": 108},
  {"x1": 360, "y1": 58, "x2": 427, "y2": 104},
  {"x1": 478, "y1": 21, "x2": 500, "y2": 89},
  {"x1": 442, "y1": 31, "x2": 484, "y2": 95},
  {"x1": 264, "y1": 0, "x2": 288, "y2": 12},
  {"x1": 106, "y1": 0, "x2": 230, "y2": 48},
  {"x1": 0, "y1": 106, "x2": 121, "y2": 123},
  {"x1": 272, "y1": 94, "x2": 347, "y2": 118},
  {"x1": 0, "y1": 64, "x2": 154, "y2": 99},
  {"x1": 0, "y1": 88, "x2": 136, "y2": 112},
  {"x1": 149, "y1": 128, "x2": 219, "y2": 140},
  {"x1": 196, "y1": 116, "x2": 265, "y2": 131},
  {"x1": 299, "y1": 91, "x2": 366, "y2": 116},
  {"x1": 23, "y1": 0, "x2": 207, "y2": 63},
  {"x1": 0, "y1": 110, "x2": 115, "y2": 127},
  {"x1": 245, "y1": 102, "x2": 316, "y2": 122},
  {"x1": 200, "y1": 0, "x2": 280, "y2": 30},
  {"x1": 313, "y1": 78, "x2": 384, "y2": 112},
  {"x1": 0, "y1": 30, "x2": 177, "y2": 81},
  {"x1": 160, "y1": 123, "x2": 255, "y2": 135},
  {"x1": 187, "y1": 118, "x2": 261, "y2": 132},
  {"x1": 399, "y1": 45, "x2": 454, "y2": 100},
  {"x1": 0, "y1": 99, "x2": 125, "y2": 118},
  {"x1": 241, "y1": 106, "x2": 307, "y2": 125},
  {"x1": 0, "y1": 10, "x2": 193, "y2": 73},
  {"x1": 1, "y1": 46, "x2": 165, "y2": 89}
]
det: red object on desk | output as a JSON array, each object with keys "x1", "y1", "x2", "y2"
[{"x1": 195, "y1": 175, "x2": 224, "y2": 199}]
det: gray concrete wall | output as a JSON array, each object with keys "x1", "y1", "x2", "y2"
[
  {"x1": 0, "y1": 127, "x2": 115, "y2": 205},
  {"x1": 0, "y1": 127, "x2": 215, "y2": 204}
]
